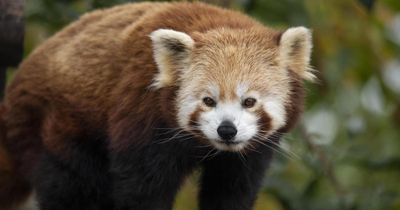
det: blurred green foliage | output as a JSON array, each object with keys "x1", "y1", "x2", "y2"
[{"x1": 19, "y1": 0, "x2": 400, "y2": 210}]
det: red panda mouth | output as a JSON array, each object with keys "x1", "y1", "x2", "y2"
[
  {"x1": 223, "y1": 141, "x2": 243, "y2": 145},
  {"x1": 210, "y1": 139, "x2": 248, "y2": 152}
]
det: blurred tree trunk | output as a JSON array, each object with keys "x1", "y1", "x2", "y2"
[{"x1": 0, "y1": 0, "x2": 24, "y2": 98}]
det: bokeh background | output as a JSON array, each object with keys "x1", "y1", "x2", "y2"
[{"x1": 11, "y1": 0, "x2": 400, "y2": 210}]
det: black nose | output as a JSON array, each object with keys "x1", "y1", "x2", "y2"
[{"x1": 217, "y1": 121, "x2": 237, "y2": 141}]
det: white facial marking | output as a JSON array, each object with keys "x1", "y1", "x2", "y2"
[
  {"x1": 263, "y1": 96, "x2": 286, "y2": 131},
  {"x1": 208, "y1": 84, "x2": 220, "y2": 100},
  {"x1": 236, "y1": 83, "x2": 249, "y2": 98},
  {"x1": 177, "y1": 94, "x2": 198, "y2": 130}
]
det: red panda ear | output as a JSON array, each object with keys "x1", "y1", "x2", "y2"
[
  {"x1": 149, "y1": 29, "x2": 194, "y2": 89},
  {"x1": 278, "y1": 27, "x2": 315, "y2": 81}
]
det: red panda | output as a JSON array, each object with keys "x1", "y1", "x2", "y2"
[{"x1": 0, "y1": 2, "x2": 314, "y2": 210}]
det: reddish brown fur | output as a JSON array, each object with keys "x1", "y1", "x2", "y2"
[
  {"x1": 0, "y1": 105, "x2": 32, "y2": 210},
  {"x1": 279, "y1": 72, "x2": 305, "y2": 133},
  {"x1": 189, "y1": 108, "x2": 202, "y2": 128},
  {"x1": 188, "y1": 107, "x2": 210, "y2": 144},
  {"x1": 0, "y1": 105, "x2": 10, "y2": 172},
  {"x1": 257, "y1": 108, "x2": 272, "y2": 135}
]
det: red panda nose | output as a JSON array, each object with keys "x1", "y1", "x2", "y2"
[{"x1": 217, "y1": 121, "x2": 237, "y2": 141}]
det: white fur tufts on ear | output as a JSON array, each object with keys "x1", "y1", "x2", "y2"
[
  {"x1": 279, "y1": 27, "x2": 315, "y2": 81},
  {"x1": 149, "y1": 29, "x2": 194, "y2": 89}
]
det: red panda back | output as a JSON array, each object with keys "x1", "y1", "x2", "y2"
[{"x1": 7, "y1": 2, "x2": 261, "y2": 121}]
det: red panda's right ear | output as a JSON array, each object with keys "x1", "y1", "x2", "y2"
[{"x1": 149, "y1": 29, "x2": 194, "y2": 89}]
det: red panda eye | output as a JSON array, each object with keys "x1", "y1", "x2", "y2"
[
  {"x1": 243, "y1": 98, "x2": 257, "y2": 108},
  {"x1": 203, "y1": 97, "x2": 216, "y2": 107}
]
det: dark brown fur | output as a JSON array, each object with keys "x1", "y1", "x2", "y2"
[{"x1": 279, "y1": 71, "x2": 305, "y2": 133}]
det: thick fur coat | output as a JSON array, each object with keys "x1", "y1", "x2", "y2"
[{"x1": 0, "y1": 2, "x2": 313, "y2": 210}]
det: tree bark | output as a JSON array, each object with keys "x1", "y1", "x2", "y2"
[
  {"x1": 0, "y1": 0, "x2": 24, "y2": 98},
  {"x1": 0, "y1": 0, "x2": 24, "y2": 67}
]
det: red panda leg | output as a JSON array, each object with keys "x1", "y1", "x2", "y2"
[
  {"x1": 3, "y1": 96, "x2": 45, "y2": 177},
  {"x1": 33, "y1": 111, "x2": 113, "y2": 210},
  {"x1": 0, "y1": 95, "x2": 45, "y2": 209},
  {"x1": 198, "y1": 137, "x2": 278, "y2": 210},
  {"x1": 34, "y1": 142, "x2": 113, "y2": 210},
  {"x1": 110, "y1": 132, "x2": 201, "y2": 210}
]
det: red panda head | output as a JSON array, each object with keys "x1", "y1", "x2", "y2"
[{"x1": 150, "y1": 27, "x2": 314, "y2": 151}]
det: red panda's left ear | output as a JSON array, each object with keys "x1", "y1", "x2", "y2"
[
  {"x1": 149, "y1": 29, "x2": 194, "y2": 89},
  {"x1": 278, "y1": 27, "x2": 315, "y2": 81}
]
